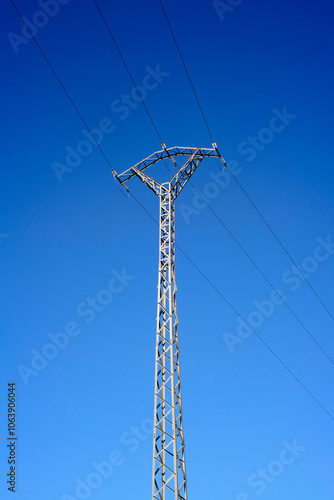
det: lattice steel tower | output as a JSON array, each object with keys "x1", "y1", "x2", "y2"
[{"x1": 114, "y1": 144, "x2": 225, "y2": 500}]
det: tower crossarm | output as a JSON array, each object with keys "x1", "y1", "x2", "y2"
[{"x1": 113, "y1": 145, "x2": 225, "y2": 192}]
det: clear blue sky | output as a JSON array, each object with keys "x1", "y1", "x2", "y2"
[{"x1": 1, "y1": 0, "x2": 334, "y2": 499}]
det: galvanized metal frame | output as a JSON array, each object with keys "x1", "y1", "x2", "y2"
[{"x1": 114, "y1": 145, "x2": 225, "y2": 500}]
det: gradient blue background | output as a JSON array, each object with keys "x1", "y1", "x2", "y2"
[{"x1": 1, "y1": 0, "x2": 334, "y2": 499}]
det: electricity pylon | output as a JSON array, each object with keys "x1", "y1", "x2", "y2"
[{"x1": 114, "y1": 144, "x2": 225, "y2": 500}]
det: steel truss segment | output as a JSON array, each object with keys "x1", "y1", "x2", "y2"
[
  {"x1": 151, "y1": 185, "x2": 187, "y2": 500},
  {"x1": 170, "y1": 149, "x2": 204, "y2": 199},
  {"x1": 131, "y1": 166, "x2": 162, "y2": 196}
]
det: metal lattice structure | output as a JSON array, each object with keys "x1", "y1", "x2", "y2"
[{"x1": 114, "y1": 144, "x2": 225, "y2": 500}]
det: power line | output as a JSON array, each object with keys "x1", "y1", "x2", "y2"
[
  {"x1": 93, "y1": 0, "x2": 174, "y2": 173},
  {"x1": 158, "y1": 0, "x2": 214, "y2": 142},
  {"x1": 226, "y1": 167, "x2": 334, "y2": 322},
  {"x1": 158, "y1": 0, "x2": 334, "y2": 324},
  {"x1": 93, "y1": 0, "x2": 163, "y2": 143},
  {"x1": 128, "y1": 191, "x2": 334, "y2": 423},
  {"x1": 9, "y1": 0, "x2": 333, "y2": 422},
  {"x1": 187, "y1": 179, "x2": 334, "y2": 366},
  {"x1": 9, "y1": 0, "x2": 117, "y2": 177}
]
